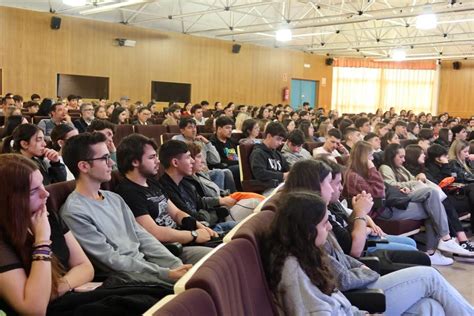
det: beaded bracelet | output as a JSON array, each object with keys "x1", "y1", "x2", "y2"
[
  {"x1": 32, "y1": 256, "x2": 52, "y2": 262},
  {"x1": 33, "y1": 244, "x2": 52, "y2": 250},
  {"x1": 32, "y1": 249, "x2": 52, "y2": 256},
  {"x1": 33, "y1": 240, "x2": 52, "y2": 247}
]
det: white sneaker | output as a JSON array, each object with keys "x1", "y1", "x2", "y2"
[
  {"x1": 429, "y1": 251, "x2": 454, "y2": 266},
  {"x1": 438, "y1": 238, "x2": 474, "y2": 256}
]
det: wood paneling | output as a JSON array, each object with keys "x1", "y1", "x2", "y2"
[
  {"x1": 438, "y1": 60, "x2": 474, "y2": 118},
  {"x1": 0, "y1": 6, "x2": 332, "y2": 110}
]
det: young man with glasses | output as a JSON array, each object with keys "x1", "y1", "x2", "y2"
[{"x1": 60, "y1": 133, "x2": 191, "y2": 285}]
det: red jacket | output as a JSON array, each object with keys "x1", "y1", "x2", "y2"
[{"x1": 344, "y1": 167, "x2": 385, "y2": 199}]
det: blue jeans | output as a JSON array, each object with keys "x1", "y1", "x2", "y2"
[
  {"x1": 367, "y1": 266, "x2": 473, "y2": 316},
  {"x1": 212, "y1": 221, "x2": 237, "y2": 234},
  {"x1": 366, "y1": 235, "x2": 418, "y2": 253}
]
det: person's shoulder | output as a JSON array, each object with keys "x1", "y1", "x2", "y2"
[
  {"x1": 251, "y1": 143, "x2": 266, "y2": 152},
  {"x1": 280, "y1": 256, "x2": 303, "y2": 278},
  {"x1": 171, "y1": 134, "x2": 184, "y2": 141},
  {"x1": 38, "y1": 118, "x2": 51, "y2": 124},
  {"x1": 208, "y1": 133, "x2": 218, "y2": 142}
]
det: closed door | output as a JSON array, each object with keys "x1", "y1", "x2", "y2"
[{"x1": 290, "y1": 79, "x2": 317, "y2": 110}]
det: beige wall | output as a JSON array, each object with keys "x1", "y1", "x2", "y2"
[
  {"x1": 438, "y1": 60, "x2": 474, "y2": 118},
  {"x1": 0, "y1": 6, "x2": 332, "y2": 110}
]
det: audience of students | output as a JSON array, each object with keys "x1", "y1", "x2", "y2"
[
  {"x1": 261, "y1": 191, "x2": 473, "y2": 315},
  {"x1": 115, "y1": 134, "x2": 213, "y2": 262},
  {"x1": 0, "y1": 93, "x2": 473, "y2": 314}
]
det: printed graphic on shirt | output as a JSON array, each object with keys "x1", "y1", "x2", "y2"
[
  {"x1": 268, "y1": 158, "x2": 282, "y2": 171},
  {"x1": 224, "y1": 147, "x2": 239, "y2": 161},
  {"x1": 147, "y1": 195, "x2": 177, "y2": 228}
]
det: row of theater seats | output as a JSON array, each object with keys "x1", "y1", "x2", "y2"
[
  {"x1": 112, "y1": 124, "x2": 211, "y2": 146},
  {"x1": 42, "y1": 147, "x2": 469, "y2": 315},
  {"x1": 145, "y1": 193, "x2": 386, "y2": 315}
]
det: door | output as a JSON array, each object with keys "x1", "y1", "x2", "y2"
[{"x1": 290, "y1": 79, "x2": 317, "y2": 110}]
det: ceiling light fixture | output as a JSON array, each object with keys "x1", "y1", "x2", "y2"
[
  {"x1": 391, "y1": 48, "x2": 407, "y2": 61},
  {"x1": 416, "y1": 7, "x2": 437, "y2": 30},
  {"x1": 276, "y1": 28, "x2": 292, "y2": 42},
  {"x1": 63, "y1": 0, "x2": 87, "y2": 6},
  {"x1": 80, "y1": 0, "x2": 151, "y2": 15}
]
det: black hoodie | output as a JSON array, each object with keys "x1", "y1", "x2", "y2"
[{"x1": 249, "y1": 142, "x2": 289, "y2": 184}]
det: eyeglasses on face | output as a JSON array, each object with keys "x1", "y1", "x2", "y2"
[{"x1": 84, "y1": 154, "x2": 112, "y2": 163}]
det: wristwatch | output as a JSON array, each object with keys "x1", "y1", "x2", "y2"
[{"x1": 191, "y1": 230, "x2": 198, "y2": 242}]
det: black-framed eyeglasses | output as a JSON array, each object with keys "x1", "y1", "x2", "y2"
[{"x1": 85, "y1": 154, "x2": 112, "y2": 163}]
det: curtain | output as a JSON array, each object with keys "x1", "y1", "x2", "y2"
[{"x1": 331, "y1": 66, "x2": 438, "y2": 114}]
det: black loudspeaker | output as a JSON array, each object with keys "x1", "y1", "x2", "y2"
[
  {"x1": 325, "y1": 58, "x2": 334, "y2": 66},
  {"x1": 51, "y1": 16, "x2": 62, "y2": 30},
  {"x1": 232, "y1": 44, "x2": 241, "y2": 54},
  {"x1": 453, "y1": 61, "x2": 461, "y2": 70}
]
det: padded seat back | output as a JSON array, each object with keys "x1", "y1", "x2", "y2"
[
  {"x1": 135, "y1": 125, "x2": 167, "y2": 145},
  {"x1": 303, "y1": 141, "x2": 324, "y2": 154},
  {"x1": 153, "y1": 289, "x2": 218, "y2": 316},
  {"x1": 46, "y1": 180, "x2": 76, "y2": 213},
  {"x1": 196, "y1": 125, "x2": 207, "y2": 134},
  {"x1": 238, "y1": 143, "x2": 254, "y2": 181},
  {"x1": 237, "y1": 144, "x2": 268, "y2": 193},
  {"x1": 113, "y1": 124, "x2": 134, "y2": 146},
  {"x1": 160, "y1": 133, "x2": 179, "y2": 144},
  {"x1": 167, "y1": 125, "x2": 180, "y2": 133},
  {"x1": 374, "y1": 218, "x2": 423, "y2": 235},
  {"x1": 199, "y1": 132, "x2": 213, "y2": 140},
  {"x1": 186, "y1": 238, "x2": 276, "y2": 316},
  {"x1": 231, "y1": 133, "x2": 243, "y2": 144},
  {"x1": 231, "y1": 210, "x2": 275, "y2": 253},
  {"x1": 33, "y1": 116, "x2": 50, "y2": 124}
]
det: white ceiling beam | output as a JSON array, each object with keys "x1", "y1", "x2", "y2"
[
  {"x1": 79, "y1": 0, "x2": 154, "y2": 15},
  {"x1": 130, "y1": 1, "x2": 273, "y2": 25},
  {"x1": 215, "y1": 4, "x2": 474, "y2": 37}
]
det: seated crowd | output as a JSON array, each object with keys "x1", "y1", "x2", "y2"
[{"x1": 0, "y1": 93, "x2": 473, "y2": 315}]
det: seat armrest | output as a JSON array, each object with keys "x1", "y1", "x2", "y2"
[
  {"x1": 358, "y1": 256, "x2": 380, "y2": 273},
  {"x1": 366, "y1": 237, "x2": 390, "y2": 248},
  {"x1": 164, "y1": 242, "x2": 183, "y2": 257},
  {"x1": 343, "y1": 289, "x2": 385, "y2": 313}
]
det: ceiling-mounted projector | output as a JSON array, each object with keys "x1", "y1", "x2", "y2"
[{"x1": 116, "y1": 38, "x2": 136, "y2": 47}]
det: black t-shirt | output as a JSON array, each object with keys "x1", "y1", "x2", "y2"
[
  {"x1": 115, "y1": 177, "x2": 177, "y2": 228},
  {"x1": 209, "y1": 134, "x2": 239, "y2": 165},
  {"x1": 327, "y1": 202, "x2": 352, "y2": 255},
  {"x1": 0, "y1": 213, "x2": 70, "y2": 273}
]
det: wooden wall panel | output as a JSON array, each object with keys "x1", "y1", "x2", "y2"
[
  {"x1": 438, "y1": 60, "x2": 474, "y2": 118},
  {"x1": 0, "y1": 6, "x2": 332, "y2": 110}
]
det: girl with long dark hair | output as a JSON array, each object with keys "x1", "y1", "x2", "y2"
[
  {"x1": 110, "y1": 107, "x2": 129, "y2": 125},
  {"x1": 8, "y1": 124, "x2": 66, "y2": 185},
  {"x1": 262, "y1": 190, "x2": 473, "y2": 315},
  {"x1": 0, "y1": 154, "x2": 94, "y2": 314}
]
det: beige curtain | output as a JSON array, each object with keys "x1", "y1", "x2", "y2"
[{"x1": 332, "y1": 66, "x2": 437, "y2": 114}]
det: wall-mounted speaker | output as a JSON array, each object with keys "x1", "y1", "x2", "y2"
[
  {"x1": 51, "y1": 16, "x2": 61, "y2": 30},
  {"x1": 325, "y1": 58, "x2": 334, "y2": 66},
  {"x1": 232, "y1": 44, "x2": 241, "y2": 54},
  {"x1": 453, "y1": 61, "x2": 461, "y2": 70}
]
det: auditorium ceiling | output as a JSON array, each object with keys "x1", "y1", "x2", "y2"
[{"x1": 4, "y1": 0, "x2": 474, "y2": 60}]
